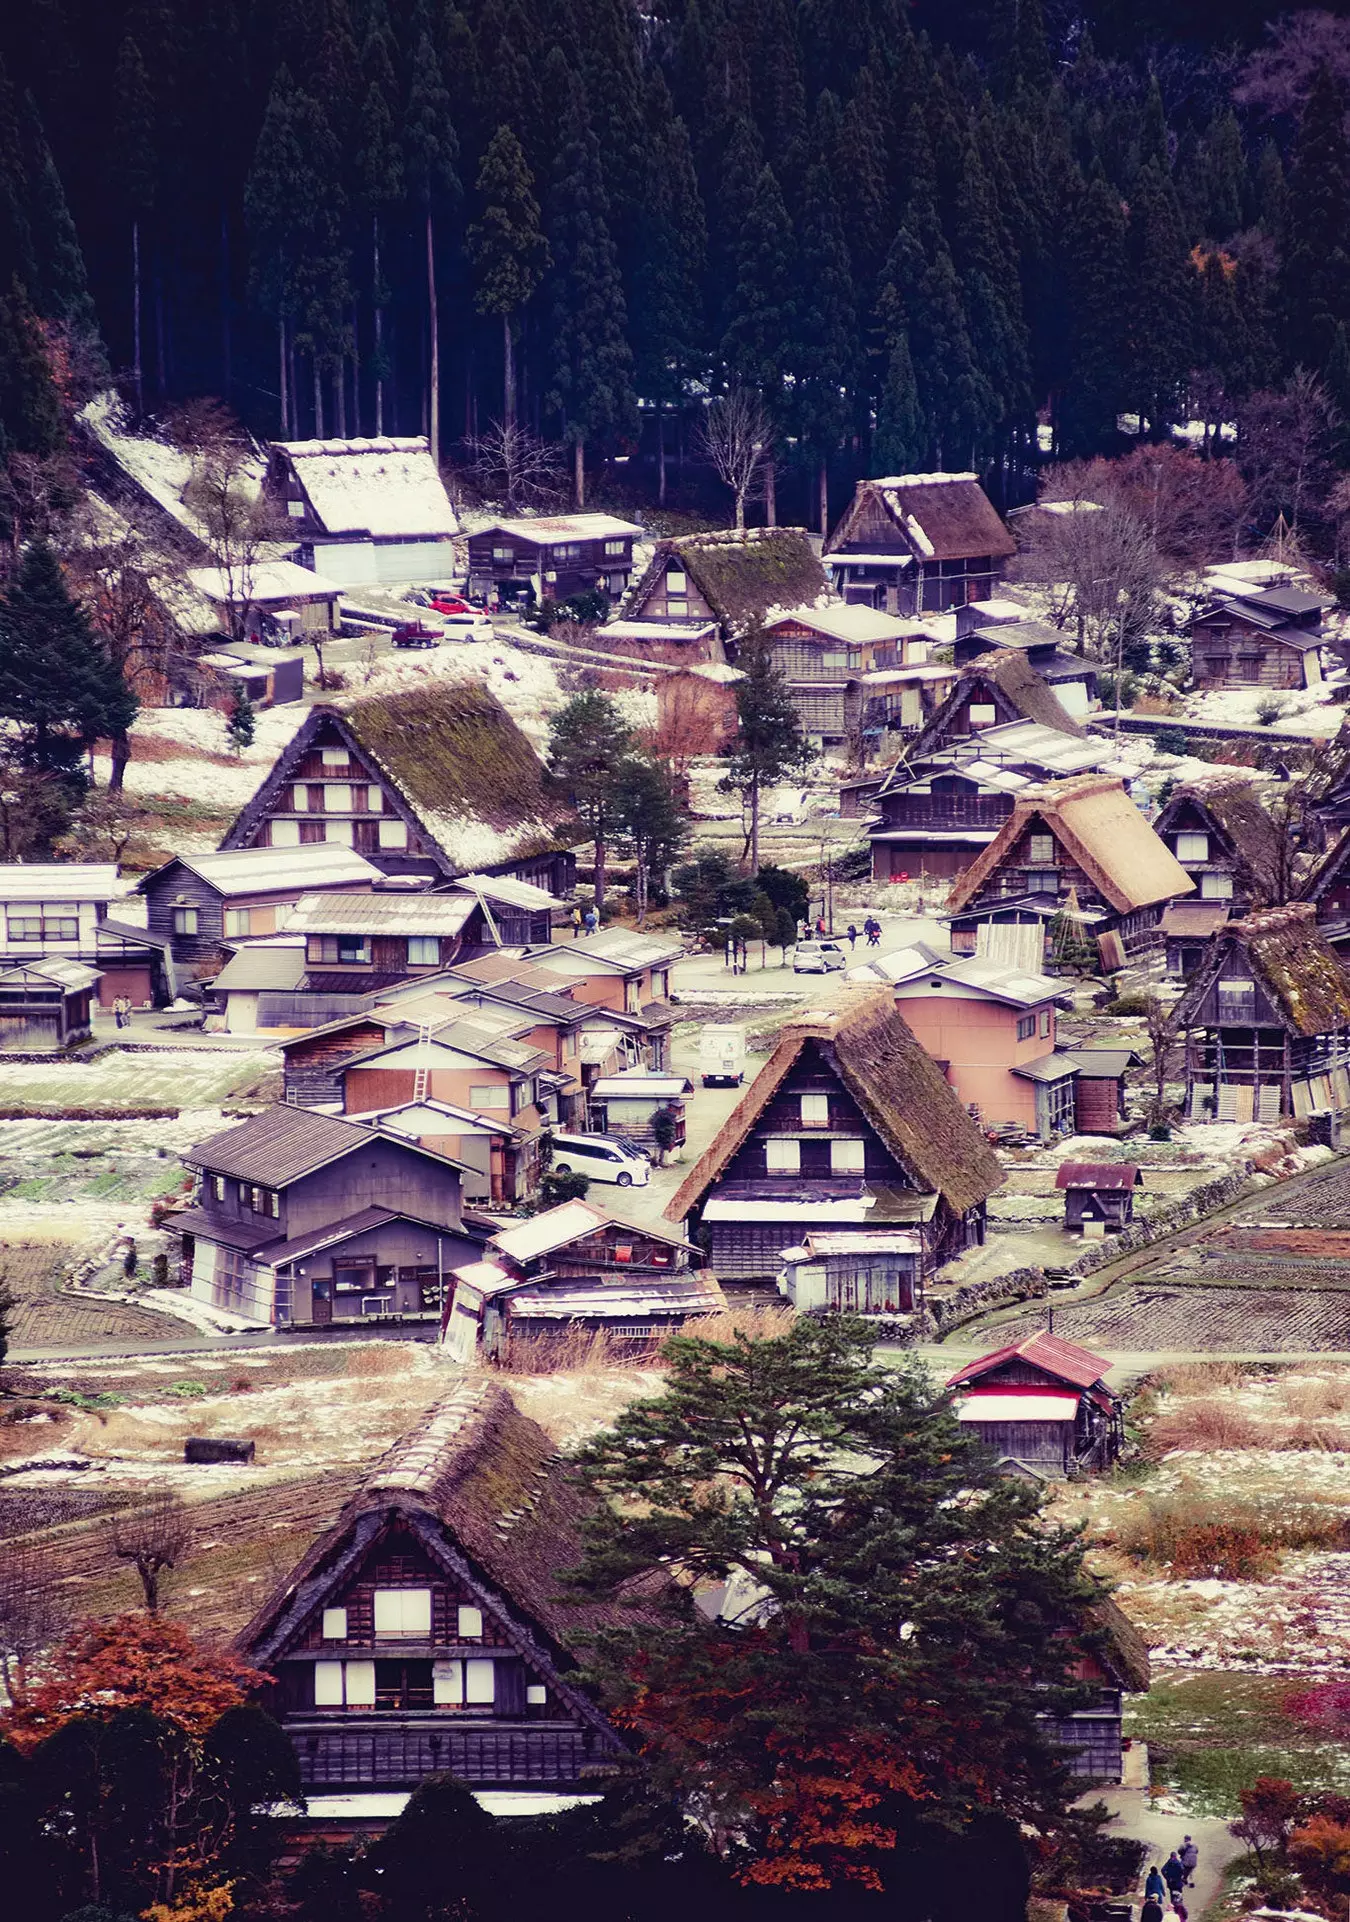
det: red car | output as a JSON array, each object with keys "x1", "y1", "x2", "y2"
[
  {"x1": 392, "y1": 620, "x2": 441, "y2": 648},
  {"x1": 428, "y1": 591, "x2": 475, "y2": 616}
]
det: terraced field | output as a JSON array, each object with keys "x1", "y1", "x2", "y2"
[{"x1": 0, "y1": 1047, "x2": 278, "y2": 1114}]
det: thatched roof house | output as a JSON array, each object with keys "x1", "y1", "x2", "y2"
[
  {"x1": 824, "y1": 473, "x2": 1016, "y2": 614},
  {"x1": 236, "y1": 1379, "x2": 631, "y2": 1807},
  {"x1": 667, "y1": 994, "x2": 1002, "y2": 1289},
  {"x1": 946, "y1": 774, "x2": 1193, "y2": 961},
  {"x1": 618, "y1": 527, "x2": 827, "y2": 645},
  {"x1": 1153, "y1": 779, "x2": 1284, "y2": 912},
  {"x1": 220, "y1": 689, "x2": 577, "y2": 890},
  {"x1": 906, "y1": 653, "x2": 1088, "y2": 764},
  {"x1": 1175, "y1": 901, "x2": 1350, "y2": 1122}
]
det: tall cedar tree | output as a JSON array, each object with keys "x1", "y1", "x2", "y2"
[
  {"x1": 0, "y1": 540, "x2": 136, "y2": 782},
  {"x1": 469, "y1": 125, "x2": 548, "y2": 426},
  {"x1": 0, "y1": 276, "x2": 62, "y2": 456},
  {"x1": 546, "y1": 691, "x2": 634, "y2": 913},
  {"x1": 721, "y1": 162, "x2": 796, "y2": 514},
  {"x1": 1126, "y1": 161, "x2": 1195, "y2": 433},
  {"x1": 355, "y1": 5, "x2": 403, "y2": 437},
  {"x1": 1060, "y1": 173, "x2": 1131, "y2": 456},
  {"x1": 111, "y1": 36, "x2": 155, "y2": 416},
  {"x1": 794, "y1": 158, "x2": 857, "y2": 532},
  {"x1": 718, "y1": 620, "x2": 811, "y2": 871},
  {"x1": 611, "y1": 754, "x2": 689, "y2": 925},
  {"x1": 572, "y1": 1318, "x2": 1101, "y2": 1891},
  {"x1": 403, "y1": 27, "x2": 460, "y2": 465},
  {"x1": 1282, "y1": 64, "x2": 1350, "y2": 375},
  {"x1": 630, "y1": 72, "x2": 706, "y2": 505},
  {"x1": 544, "y1": 78, "x2": 635, "y2": 507}
]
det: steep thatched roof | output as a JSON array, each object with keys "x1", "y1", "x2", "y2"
[
  {"x1": 626, "y1": 529, "x2": 826, "y2": 634},
  {"x1": 827, "y1": 474, "x2": 1016, "y2": 562},
  {"x1": 890, "y1": 654, "x2": 1085, "y2": 782},
  {"x1": 947, "y1": 775, "x2": 1194, "y2": 916},
  {"x1": 665, "y1": 993, "x2": 1003, "y2": 1223},
  {"x1": 1302, "y1": 823, "x2": 1350, "y2": 905},
  {"x1": 237, "y1": 1381, "x2": 643, "y2": 1677},
  {"x1": 1091, "y1": 1594, "x2": 1152, "y2": 1693},
  {"x1": 1177, "y1": 901, "x2": 1350, "y2": 1037},
  {"x1": 1154, "y1": 780, "x2": 1283, "y2": 901},
  {"x1": 220, "y1": 690, "x2": 576, "y2": 877}
]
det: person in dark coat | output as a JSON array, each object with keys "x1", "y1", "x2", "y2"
[
  {"x1": 1162, "y1": 1852, "x2": 1185, "y2": 1900},
  {"x1": 1140, "y1": 1902, "x2": 1164, "y2": 1922},
  {"x1": 1179, "y1": 1836, "x2": 1198, "y2": 1885},
  {"x1": 1144, "y1": 1866, "x2": 1166, "y2": 1905}
]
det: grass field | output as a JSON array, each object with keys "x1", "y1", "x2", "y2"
[
  {"x1": 1125, "y1": 1671, "x2": 1350, "y2": 1816},
  {"x1": 0, "y1": 1240, "x2": 186, "y2": 1351},
  {"x1": 0, "y1": 1048, "x2": 278, "y2": 1113}
]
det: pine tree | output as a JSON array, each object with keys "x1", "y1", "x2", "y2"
[
  {"x1": 1127, "y1": 161, "x2": 1195, "y2": 433},
  {"x1": 0, "y1": 542, "x2": 137, "y2": 782},
  {"x1": 403, "y1": 28, "x2": 460, "y2": 465},
  {"x1": 630, "y1": 72, "x2": 706, "y2": 503},
  {"x1": 113, "y1": 37, "x2": 156, "y2": 416},
  {"x1": 874, "y1": 328, "x2": 926, "y2": 473},
  {"x1": 1060, "y1": 172, "x2": 1129, "y2": 455},
  {"x1": 0, "y1": 276, "x2": 62, "y2": 457},
  {"x1": 721, "y1": 162, "x2": 796, "y2": 456},
  {"x1": 355, "y1": 37, "x2": 402, "y2": 435},
  {"x1": 546, "y1": 690, "x2": 634, "y2": 912},
  {"x1": 719, "y1": 621, "x2": 812, "y2": 872},
  {"x1": 469, "y1": 125, "x2": 548, "y2": 426},
  {"x1": 1282, "y1": 64, "x2": 1350, "y2": 374},
  {"x1": 544, "y1": 77, "x2": 636, "y2": 507},
  {"x1": 794, "y1": 160, "x2": 857, "y2": 532}
]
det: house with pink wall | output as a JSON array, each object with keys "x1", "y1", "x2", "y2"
[{"x1": 889, "y1": 955, "x2": 1070, "y2": 1136}]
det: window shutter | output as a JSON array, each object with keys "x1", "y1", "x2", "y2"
[
  {"x1": 314, "y1": 1660, "x2": 344, "y2": 1705},
  {"x1": 344, "y1": 1660, "x2": 376, "y2": 1706}
]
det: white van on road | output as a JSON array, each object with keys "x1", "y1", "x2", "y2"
[{"x1": 548, "y1": 1133, "x2": 652, "y2": 1187}]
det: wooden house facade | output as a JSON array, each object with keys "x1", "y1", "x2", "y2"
[
  {"x1": 761, "y1": 603, "x2": 952, "y2": 749},
  {"x1": 0, "y1": 959, "x2": 99, "y2": 1048},
  {"x1": 466, "y1": 514, "x2": 642, "y2": 606},
  {"x1": 172, "y1": 1105, "x2": 484, "y2": 1327},
  {"x1": 0, "y1": 864, "x2": 171, "y2": 1009},
  {"x1": 137, "y1": 844, "x2": 382, "y2": 972},
  {"x1": 945, "y1": 774, "x2": 1194, "y2": 961},
  {"x1": 823, "y1": 473, "x2": 1016, "y2": 613},
  {"x1": 1187, "y1": 584, "x2": 1331, "y2": 692},
  {"x1": 264, "y1": 437, "x2": 460, "y2": 588},
  {"x1": 665, "y1": 996, "x2": 1002, "y2": 1299},
  {"x1": 946, "y1": 1330, "x2": 1124, "y2": 1477},
  {"x1": 235, "y1": 1382, "x2": 628, "y2": 1807},
  {"x1": 1153, "y1": 781, "x2": 1280, "y2": 913},
  {"x1": 1300, "y1": 825, "x2": 1350, "y2": 960},
  {"x1": 1175, "y1": 901, "x2": 1350, "y2": 1122},
  {"x1": 951, "y1": 603, "x2": 1098, "y2": 719},
  {"x1": 218, "y1": 693, "x2": 577, "y2": 894}
]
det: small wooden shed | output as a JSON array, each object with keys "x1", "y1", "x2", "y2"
[
  {"x1": 586, "y1": 1069, "x2": 692, "y2": 1152},
  {"x1": 947, "y1": 1330, "x2": 1123, "y2": 1475},
  {"x1": 1056, "y1": 1160, "x2": 1142, "y2": 1232}
]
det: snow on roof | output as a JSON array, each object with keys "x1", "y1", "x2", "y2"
[
  {"x1": 602, "y1": 619, "x2": 720, "y2": 643},
  {"x1": 0, "y1": 864, "x2": 120, "y2": 902},
  {"x1": 189, "y1": 559, "x2": 345, "y2": 604},
  {"x1": 589, "y1": 1073, "x2": 692, "y2": 1098},
  {"x1": 282, "y1": 890, "x2": 477, "y2": 937},
  {"x1": 456, "y1": 873, "x2": 562, "y2": 912},
  {"x1": 701, "y1": 1197, "x2": 877, "y2": 1223},
  {"x1": 485, "y1": 513, "x2": 643, "y2": 542},
  {"x1": 796, "y1": 1230, "x2": 920, "y2": 1256},
  {"x1": 0, "y1": 957, "x2": 101, "y2": 989},
  {"x1": 275, "y1": 437, "x2": 460, "y2": 539},
  {"x1": 491, "y1": 1198, "x2": 611, "y2": 1262},
  {"x1": 767, "y1": 603, "x2": 921, "y2": 645},
  {"x1": 145, "y1": 844, "x2": 381, "y2": 898}
]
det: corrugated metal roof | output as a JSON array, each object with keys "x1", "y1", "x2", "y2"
[
  {"x1": 1055, "y1": 1161, "x2": 1142, "y2": 1190},
  {"x1": 589, "y1": 1073, "x2": 692, "y2": 1097},
  {"x1": 456, "y1": 873, "x2": 562, "y2": 911},
  {"x1": 146, "y1": 844, "x2": 381, "y2": 899},
  {"x1": 487, "y1": 512, "x2": 642, "y2": 541},
  {"x1": 947, "y1": 1330, "x2": 1110, "y2": 1391},
  {"x1": 0, "y1": 957, "x2": 101, "y2": 989},
  {"x1": 0, "y1": 863, "x2": 120, "y2": 902},
  {"x1": 283, "y1": 890, "x2": 477, "y2": 936},
  {"x1": 211, "y1": 944, "x2": 308, "y2": 992}
]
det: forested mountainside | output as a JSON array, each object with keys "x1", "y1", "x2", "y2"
[{"x1": 2, "y1": 1, "x2": 1350, "y2": 523}]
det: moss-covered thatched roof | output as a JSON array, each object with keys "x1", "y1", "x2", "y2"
[{"x1": 628, "y1": 528, "x2": 826, "y2": 634}]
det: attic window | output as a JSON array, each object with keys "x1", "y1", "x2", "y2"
[
  {"x1": 1176, "y1": 832, "x2": 1209, "y2": 862},
  {"x1": 373, "y1": 1588, "x2": 432, "y2": 1637},
  {"x1": 666, "y1": 569, "x2": 687, "y2": 593},
  {"x1": 1029, "y1": 833, "x2": 1055, "y2": 864},
  {"x1": 287, "y1": 499, "x2": 305, "y2": 518},
  {"x1": 969, "y1": 703, "x2": 997, "y2": 728},
  {"x1": 766, "y1": 1138, "x2": 801, "y2": 1174},
  {"x1": 322, "y1": 1608, "x2": 348, "y2": 1640},
  {"x1": 458, "y1": 1605, "x2": 484, "y2": 1639}
]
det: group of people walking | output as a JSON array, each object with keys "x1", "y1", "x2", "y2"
[
  {"x1": 843, "y1": 918, "x2": 882, "y2": 949},
  {"x1": 1140, "y1": 1839, "x2": 1198, "y2": 1920}
]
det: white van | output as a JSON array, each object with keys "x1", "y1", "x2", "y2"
[
  {"x1": 699, "y1": 1025, "x2": 746, "y2": 1087},
  {"x1": 549, "y1": 1133, "x2": 651, "y2": 1187}
]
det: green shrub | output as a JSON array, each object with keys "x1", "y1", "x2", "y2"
[
  {"x1": 1257, "y1": 694, "x2": 1284, "y2": 726},
  {"x1": 1102, "y1": 991, "x2": 1150, "y2": 1015},
  {"x1": 1155, "y1": 726, "x2": 1190, "y2": 757}
]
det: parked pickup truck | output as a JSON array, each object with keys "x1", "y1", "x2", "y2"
[{"x1": 391, "y1": 620, "x2": 442, "y2": 648}]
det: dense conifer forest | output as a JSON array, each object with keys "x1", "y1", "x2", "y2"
[{"x1": 1, "y1": 1, "x2": 1349, "y2": 524}]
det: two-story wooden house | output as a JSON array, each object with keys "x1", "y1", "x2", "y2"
[
  {"x1": 947, "y1": 1330, "x2": 1124, "y2": 1477},
  {"x1": 823, "y1": 472, "x2": 1016, "y2": 613},
  {"x1": 264, "y1": 436, "x2": 460, "y2": 588},
  {"x1": 1301, "y1": 825, "x2": 1350, "y2": 959},
  {"x1": 951, "y1": 601, "x2": 1098, "y2": 720},
  {"x1": 466, "y1": 513, "x2": 643, "y2": 607},
  {"x1": 138, "y1": 844, "x2": 382, "y2": 973},
  {"x1": 1153, "y1": 780, "x2": 1283, "y2": 977},
  {"x1": 1188, "y1": 579, "x2": 1332, "y2": 693},
  {"x1": 611, "y1": 528, "x2": 826, "y2": 657},
  {"x1": 235, "y1": 1381, "x2": 631, "y2": 1810},
  {"x1": 173, "y1": 1105, "x2": 485, "y2": 1327},
  {"x1": 0, "y1": 863, "x2": 173, "y2": 1011},
  {"x1": 1175, "y1": 901, "x2": 1350, "y2": 1122},
  {"x1": 945, "y1": 774, "x2": 1194, "y2": 963},
  {"x1": 867, "y1": 699, "x2": 1129, "y2": 883},
  {"x1": 218, "y1": 691, "x2": 577, "y2": 895},
  {"x1": 443, "y1": 1198, "x2": 722, "y2": 1365},
  {"x1": 665, "y1": 995, "x2": 1002, "y2": 1301},
  {"x1": 759, "y1": 603, "x2": 954, "y2": 750}
]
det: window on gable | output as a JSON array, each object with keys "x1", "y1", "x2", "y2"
[
  {"x1": 1176, "y1": 832, "x2": 1209, "y2": 862},
  {"x1": 830, "y1": 1138, "x2": 866, "y2": 1174},
  {"x1": 1028, "y1": 833, "x2": 1055, "y2": 864},
  {"x1": 321, "y1": 747, "x2": 348, "y2": 769},
  {"x1": 765, "y1": 1138, "x2": 801, "y2": 1174},
  {"x1": 968, "y1": 703, "x2": 997, "y2": 728},
  {"x1": 800, "y1": 1093, "x2": 830, "y2": 1128},
  {"x1": 458, "y1": 1605, "x2": 483, "y2": 1639},
  {"x1": 1201, "y1": 871, "x2": 1233, "y2": 900},
  {"x1": 322, "y1": 1608, "x2": 348, "y2": 1640},
  {"x1": 373, "y1": 1588, "x2": 432, "y2": 1637},
  {"x1": 172, "y1": 907, "x2": 199, "y2": 935}
]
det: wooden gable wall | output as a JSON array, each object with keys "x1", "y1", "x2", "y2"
[{"x1": 717, "y1": 1039, "x2": 915, "y2": 1190}]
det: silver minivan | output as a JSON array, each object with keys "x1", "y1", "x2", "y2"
[{"x1": 549, "y1": 1133, "x2": 652, "y2": 1187}]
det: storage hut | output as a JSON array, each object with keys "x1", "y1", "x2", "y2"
[
  {"x1": 585, "y1": 1068, "x2": 692, "y2": 1153},
  {"x1": 946, "y1": 1330, "x2": 1123, "y2": 1476},
  {"x1": 1055, "y1": 1161, "x2": 1143, "y2": 1233}
]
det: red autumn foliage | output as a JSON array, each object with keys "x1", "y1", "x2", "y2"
[{"x1": 0, "y1": 1612, "x2": 268, "y2": 1751}]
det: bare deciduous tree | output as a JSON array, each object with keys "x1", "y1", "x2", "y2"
[
  {"x1": 54, "y1": 788, "x2": 155, "y2": 865},
  {"x1": 696, "y1": 390, "x2": 774, "y2": 530},
  {"x1": 1017, "y1": 490, "x2": 1161, "y2": 673},
  {"x1": 464, "y1": 418, "x2": 566, "y2": 514},
  {"x1": 111, "y1": 1485, "x2": 193, "y2": 1613},
  {"x1": 1235, "y1": 11, "x2": 1350, "y2": 117},
  {"x1": 1144, "y1": 992, "x2": 1181, "y2": 1130},
  {"x1": 68, "y1": 505, "x2": 184, "y2": 786},
  {"x1": 0, "y1": 1538, "x2": 67, "y2": 1707},
  {"x1": 1256, "y1": 779, "x2": 1318, "y2": 908},
  {"x1": 653, "y1": 674, "x2": 737, "y2": 777},
  {"x1": 1237, "y1": 370, "x2": 1339, "y2": 535},
  {"x1": 183, "y1": 442, "x2": 279, "y2": 647}
]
